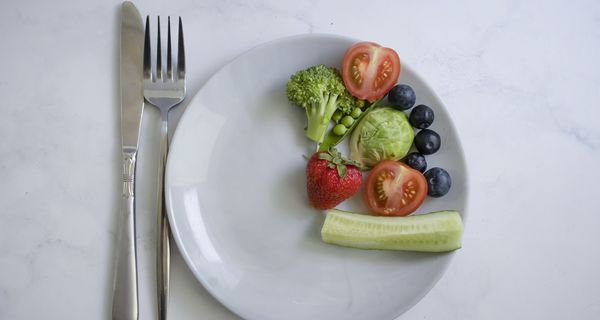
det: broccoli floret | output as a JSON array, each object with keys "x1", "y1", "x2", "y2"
[{"x1": 287, "y1": 65, "x2": 361, "y2": 143}]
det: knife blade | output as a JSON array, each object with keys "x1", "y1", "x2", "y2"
[{"x1": 112, "y1": 2, "x2": 144, "y2": 320}]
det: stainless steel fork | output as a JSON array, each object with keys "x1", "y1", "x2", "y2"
[{"x1": 142, "y1": 16, "x2": 186, "y2": 320}]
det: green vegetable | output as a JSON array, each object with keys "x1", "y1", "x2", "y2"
[
  {"x1": 354, "y1": 99, "x2": 366, "y2": 110},
  {"x1": 287, "y1": 65, "x2": 362, "y2": 143},
  {"x1": 349, "y1": 107, "x2": 414, "y2": 167},
  {"x1": 333, "y1": 124, "x2": 347, "y2": 136},
  {"x1": 350, "y1": 107, "x2": 362, "y2": 119},
  {"x1": 321, "y1": 209, "x2": 463, "y2": 252},
  {"x1": 340, "y1": 115, "x2": 354, "y2": 127},
  {"x1": 318, "y1": 99, "x2": 381, "y2": 152},
  {"x1": 332, "y1": 110, "x2": 343, "y2": 122}
]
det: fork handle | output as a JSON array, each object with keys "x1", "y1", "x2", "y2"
[
  {"x1": 112, "y1": 151, "x2": 139, "y2": 320},
  {"x1": 157, "y1": 120, "x2": 171, "y2": 320}
]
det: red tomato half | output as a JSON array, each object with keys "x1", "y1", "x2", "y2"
[
  {"x1": 342, "y1": 42, "x2": 401, "y2": 102},
  {"x1": 364, "y1": 161, "x2": 427, "y2": 216}
]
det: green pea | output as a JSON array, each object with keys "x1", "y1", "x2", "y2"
[
  {"x1": 350, "y1": 107, "x2": 362, "y2": 119},
  {"x1": 333, "y1": 124, "x2": 347, "y2": 136},
  {"x1": 332, "y1": 110, "x2": 343, "y2": 122},
  {"x1": 355, "y1": 100, "x2": 365, "y2": 109},
  {"x1": 341, "y1": 115, "x2": 354, "y2": 127}
]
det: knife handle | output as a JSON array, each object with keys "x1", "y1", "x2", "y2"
[{"x1": 112, "y1": 151, "x2": 139, "y2": 320}]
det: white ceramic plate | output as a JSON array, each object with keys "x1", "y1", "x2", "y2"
[{"x1": 165, "y1": 34, "x2": 468, "y2": 320}]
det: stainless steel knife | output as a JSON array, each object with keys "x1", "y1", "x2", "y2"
[{"x1": 112, "y1": 2, "x2": 144, "y2": 320}]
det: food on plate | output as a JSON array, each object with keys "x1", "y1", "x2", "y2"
[
  {"x1": 350, "y1": 107, "x2": 362, "y2": 118},
  {"x1": 349, "y1": 107, "x2": 414, "y2": 167},
  {"x1": 403, "y1": 152, "x2": 427, "y2": 173},
  {"x1": 409, "y1": 104, "x2": 434, "y2": 129},
  {"x1": 333, "y1": 100, "x2": 365, "y2": 124},
  {"x1": 388, "y1": 84, "x2": 416, "y2": 110},
  {"x1": 321, "y1": 209, "x2": 463, "y2": 252},
  {"x1": 364, "y1": 161, "x2": 427, "y2": 216},
  {"x1": 318, "y1": 99, "x2": 381, "y2": 152},
  {"x1": 342, "y1": 42, "x2": 400, "y2": 102},
  {"x1": 306, "y1": 148, "x2": 364, "y2": 210},
  {"x1": 330, "y1": 103, "x2": 367, "y2": 138},
  {"x1": 287, "y1": 64, "x2": 362, "y2": 143},
  {"x1": 332, "y1": 109, "x2": 344, "y2": 122},
  {"x1": 286, "y1": 41, "x2": 459, "y2": 235},
  {"x1": 340, "y1": 115, "x2": 355, "y2": 127},
  {"x1": 332, "y1": 123, "x2": 347, "y2": 136},
  {"x1": 424, "y1": 167, "x2": 452, "y2": 198},
  {"x1": 414, "y1": 128, "x2": 441, "y2": 155}
]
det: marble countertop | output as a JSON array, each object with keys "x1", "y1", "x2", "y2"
[{"x1": 1, "y1": 0, "x2": 599, "y2": 319}]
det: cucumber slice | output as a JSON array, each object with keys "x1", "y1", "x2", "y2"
[{"x1": 321, "y1": 209, "x2": 464, "y2": 252}]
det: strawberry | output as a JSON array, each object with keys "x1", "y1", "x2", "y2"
[{"x1": 306, "y1": 148, "x2": 364, "y2": 210}]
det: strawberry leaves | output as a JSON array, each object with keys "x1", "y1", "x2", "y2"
[{"x1": 317, "y1": 148, "x2": 365, "y2": 179}]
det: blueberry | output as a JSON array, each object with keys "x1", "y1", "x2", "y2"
[
  {"x1": 388, "y1": 84, "x2": 416, "y2": 110},
  {"x1": 424, "y1": 167, "x2": 451, "y2": 197},
  {"x1": 414, "y1": 129, "x2": 441, "y2": 155},
  {"x1": 409, "y1": 104, "x2": 434, "y2": 129},
  {"x1": 403, "y1": 152, "x2": 427, "y2": 173}
]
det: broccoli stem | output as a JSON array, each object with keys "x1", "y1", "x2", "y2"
[{"x1": 305, "y1": 93, "x2": 339, "y2": 143}]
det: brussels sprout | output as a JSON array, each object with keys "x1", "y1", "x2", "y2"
[{"x1": 349, "y1": 107, "x2": 415, "y2": 167}]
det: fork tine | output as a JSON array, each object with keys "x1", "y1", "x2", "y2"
[
  {"x1": 166, "y1": 17, "x2": 173, "y2": 80},
  {"x1": 143, "y1": 16, "x2": 152, "y2": 80},
  {"x1": 156, "y1": 17, "x2": 162, "y2": 81},
  {"x1": 177, "y1": 17, "x2": 185, "y2": 80}
]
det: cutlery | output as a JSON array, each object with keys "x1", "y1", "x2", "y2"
[
  {"x1": 142, "y1": 15, "x2": 186, "y2": 320},
  {"x1": 112, "y1": 2, "x2": 144, "y2": 320}
]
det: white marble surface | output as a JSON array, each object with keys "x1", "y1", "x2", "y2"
[{"x1": 1, "y1": 0, "x2": 599, "y2": 319}]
